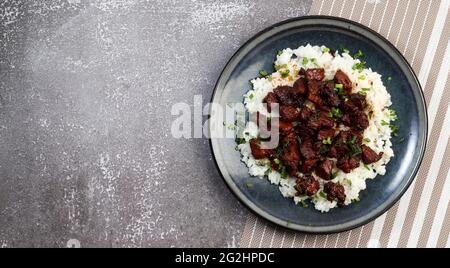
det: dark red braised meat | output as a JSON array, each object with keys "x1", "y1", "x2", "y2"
[
  {"x1": 295, "y1": 175, "x2": 320, "y2": 196},
  {"x1": 249, "y1": 67, "x2": 384, "y2": 200},
  {"x1": 324, "y1": 182, "x2": 346, "y2": 206}
]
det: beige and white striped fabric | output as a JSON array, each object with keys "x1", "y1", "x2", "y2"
[{"x1": 240, "y1": 0, "x2": 450, "y2": 248}]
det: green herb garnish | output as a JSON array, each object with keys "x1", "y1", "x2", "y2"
[
  {"x1": 352, "y1": 61, "x2": 367, "y2": 72},
  {"x1": 299, "y1": 200, "x2": 309, "y2": 208},
  {"x1": 381, "y1": 120, "x2": 390, "y2": 126},
  {"x1": 330, "y1": 107, "x2": 343, "y2": 118},
  {"x1": 390, "y1": 124, "x2": 399, "y2": 137},
  {"x1": 364, "y1": 138, "x2": 371, "y2": 143},
  {"x1": 359, "y1": 87, "x2": 370, "y2": 95},
  {"x1": 342, "y1": 47, "x2": 350, "y2": 54},
  {"x1": 277, "y1": 50, "x2": 283, "y2": 56},
  {"x1": 274, "y1": 64, "x2": 288, "y2": 71},
  {"x1": 347, "y1": 136, "x2": 362, "y2": 156},
  {"x1": 323, "y1": 137, "x2": 333, "y2": 145},
  {"x1": 302, "y1": 57, "x2": 309, "y2": 65},
  {"x1": 246, "y1": 182, "x2": 254, "y2": 189},
  {"x1": 279, "y1": 69, "x2": 290, "y2": 78},
  {"x1": 364, "y1": 164, "x2": 371, "y2": 171},
  {"x1": 388, "y1": 109, "x2": 398, "y2": 121},
  {"x1": 334, "y1": 86, "x2": 345, "y2": 96},
  {"x1": 280, "y1": 166, "x2": 289, "y2": 179},
  {"x1": 331, "y1": 172, "x2": 338, "y2": 180},
  {"x1": 354, "y1": 50, "x2": 364, "y2": 59},
  {"x1": 322, "y1": 47, "x2": 330, "y2": 53},
  {"x1": 259, "y1": 70, "x2": 269, "y2": 77},
  {"x1": 319, "y1": 191, "x2": 327, "y2": 199},
  {"x1": 235, "y1": 137, "x2": 246, "y2": 145}
]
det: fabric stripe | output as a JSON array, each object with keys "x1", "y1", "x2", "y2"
[
  {"x1": 257, "y1": 223, "x2": 268, "y2": 247},
  {"x1": 258, "y1": 223, "x2": 276, "y2": 247},
  {"x1": 241, "y1": 214, "x2": 257, "y2": 247},
  {"x1": 376, "y1": 0, "x2": 437, "y2": 247},
  {"x1": 377, "y1": 0, "x2": 445, "y2": 248},
  {"x1": 383, "y1": 0, "x2": 450, "y2": 248},
  {"x1": 411, "y1": 38, "x2": 450, "y2": 248},
  {"x1": 239, "y1": 0, "x2": 449, "y2": 248},
  {"x1": 436, "y1": 199, "x2": 450, "y2": 247},
  {"x1": 424, "y1": 117, "x2": 450, "y2": 247},
  {"x1": 401, "y1": 0, "x2": 424, "y2": 55}
]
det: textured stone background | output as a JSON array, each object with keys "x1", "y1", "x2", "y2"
[{"x1": 0, "y1": 0, "x2": 312, "y2": 247}]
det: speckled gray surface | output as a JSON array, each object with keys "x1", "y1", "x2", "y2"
[{"x1": 0, "y1": 0, "x2": 312, "y2": 248}]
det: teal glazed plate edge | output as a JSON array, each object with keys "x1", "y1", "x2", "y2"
[{"x1": 210, "y1": 16, "x2": 428, "y2": 234}]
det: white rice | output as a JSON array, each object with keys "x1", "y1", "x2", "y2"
[{"x1": 238, "y1": 44, "x2": 395, "y2": 212}]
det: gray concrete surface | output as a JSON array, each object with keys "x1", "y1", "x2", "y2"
[{"x1": 0, "y1": 0, "x2": 312, "y2": 248}]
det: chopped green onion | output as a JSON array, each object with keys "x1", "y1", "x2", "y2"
[
  {"x1": 358, "y1": 75, "x2": 366, "y2": 80},
  {"x1": 364, "y1": 138, "x2": 371, "y2": 143},
  {"x1": 302, "y1": 57, "x2": 309, "y2": 65},
  {"x1": 354, "y1": 50, "x2": 364, "y2": 59},
  {"x1": 381, "y1": 120, "x2": 390, "y2": 126},
  {"x1": 322, "y1": 47, "x2": 330, "y2": 53},
  {"x1": 352, "y1": 61, "x2": 367, "y2": 72},
  {"x1": 344, "y1": 178, "x2": 352, "y2": 186},
  {"x1": 334, "y1": 84, "x2": 345, "y2": 95},
  {"x1": 331, "y1": 107, "x2": 343, "y2": 118},
  {"x1": 246, "y1": 182, "x2": 254, "y2": 189},
  {"x1": 279, "y1": 69, "x2": 290, "y2": 78},
  {"x1": 390, "y1": 124, "x2": 399, "y2": 136},
  {"x1": 274, "y1": 64, "x2": 288, "y2": 70},
  {"x1": 277, "y1": 50, "x2": 283, "y2": 56},
  {"x1": 300, "y1": 200, "x2": 309, "y2": 208},
  {"x1": 323, "y1": 137, "x2": 333, "y2": 145},
  {"x1": 359, "y1": 87, "x2": 370, "y2": 95},
  {"x1": 364, "y1": 164, "x2": 371, "y2": 171},
  {"x1": 331, "y1": 172, "x2": 338, "y2": 180},
  {"x1": 259, "y1": 70, "x2": 269, "y2": 77},
  {"x1": 319, "y1": 191, "x2": 327, "y2": 199},
  {"x1": 342, "y1": 48, "x2": 350, "y2": 54},
  {"x1": 268, "y1": 76, "x2": 273, "y2": 82},
  {"x1": 389, "y1": 109, "x2": 398, "y2": 121},
  {"x1": 235, "y1": 137, "x2": 246, "y2": 145},
  {"x1": 352, "y1": 197, "x2": 360, "y2": 203}
]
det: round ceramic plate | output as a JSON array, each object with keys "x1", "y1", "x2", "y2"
[{"x1": 210, "y1": 16, "x2": 427, "y2": 233}]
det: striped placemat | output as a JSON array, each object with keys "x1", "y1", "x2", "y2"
[{"x1": 240, "y1": 0, "x2": 450, "y2": 248}]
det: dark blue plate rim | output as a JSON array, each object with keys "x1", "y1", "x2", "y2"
[{"x1": 209, "y1": 16, "x2": 428, "y2": 234}]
